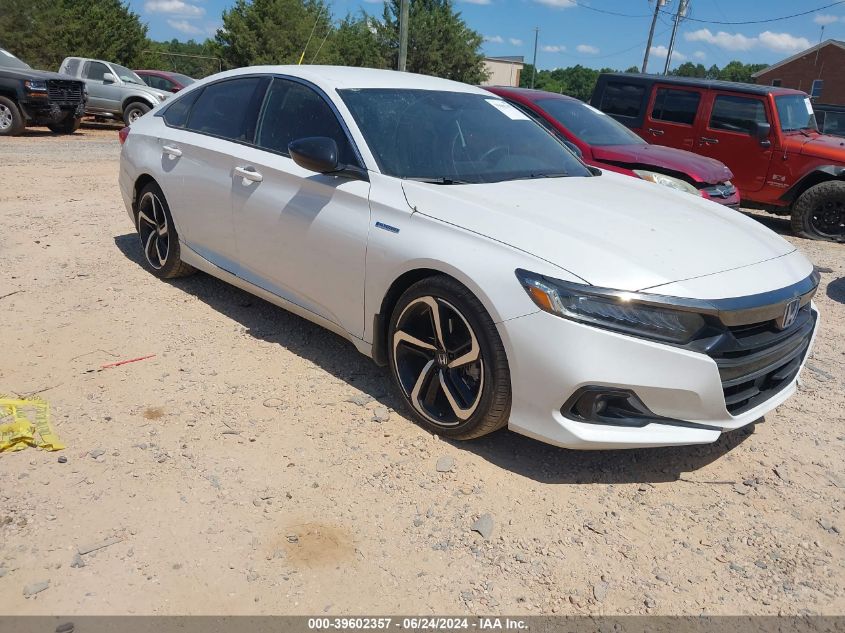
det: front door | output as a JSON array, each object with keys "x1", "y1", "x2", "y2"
[
  {"x1": 82, "y1": 61, "x2": 123, "y2": 113},
  {"x1": 695, "y1": 92, "x2": 774, "y2": 194},
  {"x1": 231, "y1": 77, "x2": 370, "y2": 337},
  {"x1": 643, "y1": 85, "x2": 703, "y2": 151}
]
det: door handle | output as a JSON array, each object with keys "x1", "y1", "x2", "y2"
[
  {"x1": 648, "y1": 128, "x2": 665, "y2": 136},
  {"x1": 234, "y1": 166, "x2": 263, "y2": 183},
  {"x1": 699, "y1": 137, "x2": 719, "y2": 145},
  {"x1": 162, "y1": 145, "x2": 182, "y2": 158}
]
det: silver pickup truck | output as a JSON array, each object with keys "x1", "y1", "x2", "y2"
[{"x1": 59, "y1": 57, "x2": 171, "y2": 124}]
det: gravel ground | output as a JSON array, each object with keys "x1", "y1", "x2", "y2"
[{"x1": 1, "y1": 127, "x2": 843, "y2": 616}]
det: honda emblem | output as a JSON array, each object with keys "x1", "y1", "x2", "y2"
[{"x1": 777, "y1": 298, "x2": 800, "y2": 330}]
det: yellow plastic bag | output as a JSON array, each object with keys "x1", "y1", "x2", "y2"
[{"x1": 0, "y1": 396, "x2": 64, "y2": 452}]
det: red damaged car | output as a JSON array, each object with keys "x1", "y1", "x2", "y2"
[{"x1": 487, "y1": 86, "x2": 740, "y2": 207}]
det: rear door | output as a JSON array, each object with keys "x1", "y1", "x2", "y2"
[
  {"x1": 643, "y1": 85, "x2": 703, "y2": 150},
  {"x1": 695, "y1": 91, "x2": 773, "y2": 193}
]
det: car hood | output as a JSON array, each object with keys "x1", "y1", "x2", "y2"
[
  {"x1": 0, "y1": 67, "x2": 83, "y2": 82},
  {"x1": 591, "y1": 143, "x2": 733, "y2": 184},
  {"x1": 131, "y1": 84, "x2": 170, "y2": 100},
  {"x1": 401, "y1": 172, "x2": 795, "y2": 293},
  {"x1": 794, "y1": 132, "x2": 845, "y2": 161}
]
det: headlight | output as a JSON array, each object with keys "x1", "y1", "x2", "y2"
[
  {"x1": 156, "y1": 93, "x2": 167, "y2": 101},
  {"x1": 516, "y1": 269, "x2": 706, "y2": 344},
  {"x1": 24, "y1": 80, "x2": 48, "y2": 93},
  {"x1": 633, "y1": 169, "x2": 700, "y2": 196}
]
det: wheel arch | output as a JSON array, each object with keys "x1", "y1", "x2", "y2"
[
  {"x1": 121, "y1": 95, "x2": 156, "y2": 115},
  {"x1": 781, "y1": 165, "x2": 845, "y2": 204}
]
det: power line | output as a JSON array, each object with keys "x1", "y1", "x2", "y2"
[
  {"x1": 569, "y1": 1, "x2": 652, "y2": 19},
  {"x1": 659, "y1": 0, "x2": 845, "y2": 24}
]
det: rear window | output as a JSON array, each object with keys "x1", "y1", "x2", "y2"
[
  {"x1": 599, "y1": 82, "x2": 646, "y2": 118},
  {"x1": 651, "y1": 88, "x2": 700, "y2": 126},
  {"x1": 63, "y1": 58, "x2": 80, "y2": 76},
  {"x1": 709, "y1": 95, "x2": 768, "y2": 134},
  {"x1": 186, "y1": 77, "x2": 268, "y2": 142},
  {"x1": 162, "y1": 88, "x2": 202, "y2": 128}
]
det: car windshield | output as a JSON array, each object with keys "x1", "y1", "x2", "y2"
[
  {"x1": 0, "y1": 48, "x2": 31, "y2": 70},
  {"x1": 535, "y1": 98, "x2": 644, "y2": 146},
  {"x1": 171, "y1": 73, "x2": 195, "y2": 85},
  {"x1": 112, "y1": 63, "x2": 145, "y2": 85},
  {"x1": 775, "y1": 94, "x2": 818, "y2": 132},
  {"x1": 338, "y1": 89, "x2": 591, "y2": 183}
]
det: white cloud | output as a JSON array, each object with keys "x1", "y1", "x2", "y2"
[
  {"x1": 814, "y1": 14, "x2": 839, "y2": 26},
  {"x1": 533, "y1": 0, "x2": 576, "y2": 7},
  {"x1": 541, "y1": 45, "x2": 566, "y2": 53},
  {"x1": 484, "y1": 35, "x2": 504, "y2": 43},
  {"x1": 685, "y1": 28, "x2": 756, "y2": 51},
  {"x1": 693, "y1": 50, "x2": 706, "y2": 60},
  {"x1": 509, "y1": 38, "x2": 523, "y2": 46},
  {"x1": 145, "y1": 0, "x2": 204, "y2": 16},
  {"x1": 576, "y1": 44, "x2": 599, "y2": 54},
  {"x1": 167, "y1": 18, "x2": 202, "y2": 34},
  {"x1": 685, "y1": 28, "x2": 811, "y2": 54},
  {"x1": 758, "y1": 30, "x2": 812, "y2": 53},
  {"x1": 649, "y1": 45, "x2": 670, "y2": 59}
]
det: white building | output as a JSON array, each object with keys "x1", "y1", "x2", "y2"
[{"x1": 481, "y1": 56, "x2": 524, "y2": 87}]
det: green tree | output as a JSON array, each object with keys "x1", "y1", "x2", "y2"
[
  {"x1": 672, "y1": 62, "x2": 707, "y2": 78},
  {"x1": 141, "y1": 39, "x2": 222, "y2": 78},
  {"x1": 718, "y1": 60, "x2": 767, "y2": 83},
  {"x1": 329, "y1": 13, "x2": 387, "y2": 68},
  {"x1": 624, "y1": 65, "x2": 640, "y2": 73},
  {"x1": 375, "y1": 0, "x2": 487, "y2": 83},
  {"x1": 214, "y1": 0, "x2": 334, "y2": 68}
]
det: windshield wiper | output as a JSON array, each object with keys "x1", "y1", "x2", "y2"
[
  {"x1": 511, "y1": 172, "x2": 569, "y2": 181},
  {"x1": 405, "y1": 177, "x2": 471, "y2": 185}
]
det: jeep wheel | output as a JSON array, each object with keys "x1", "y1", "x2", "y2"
[
  {"x1": 48, "y1": 114, "x2": 82, "y2": 135},
  {"x1": 123, "y1": 102, "x2": 150, "y2": 124},
  {"x1": 791, "y1": 181, "x2": 845, "y2": 241},
  {"x1": 0, "y1": 96, "x2": 24, "y2": 136}
]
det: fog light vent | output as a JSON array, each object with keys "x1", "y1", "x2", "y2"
[{"x1": 563, "y1": 387, "x2": 656, "y2": 428}]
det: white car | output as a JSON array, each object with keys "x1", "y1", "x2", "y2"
[{"x1": 118, "y1": 66, "x2": 820, "y2": 449}]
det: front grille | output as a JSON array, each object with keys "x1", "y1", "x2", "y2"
[
  {"x1": 703, "y1": 305, "x2": 816, "y2": 415},
  {"x1": 47, "y1": 80, "x2": 84, "y2": 105},
  {"x1": 701, "y1": 182, "x2": 737, "y2": 199}
]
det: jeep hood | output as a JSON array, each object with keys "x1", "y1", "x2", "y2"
[
  {"x1": 591, "y1": 143, "x2": 733, "y2": 185},
  {"x1": 402, "y1": 172, "x2": 795, "y2": 293},
  {"x1": 0, "y1": 67, "x2": 83, "y2": 82},
  {"x1": 795, "y1": 132, "x2": 845, "y2": 161}
]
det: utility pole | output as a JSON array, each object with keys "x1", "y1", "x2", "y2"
[
  {"x1": 398, "y1": 0, "x2": 409, "y2": 71},
  {"x1": 664, "y1": 0, "x2": 689, "y2": 75},
  {"x1": 642, "y1": 0, "x2": 667, "y2": 73},
  {"x1": 531, "y1": 27, "x2": 539, "y2": 88}
]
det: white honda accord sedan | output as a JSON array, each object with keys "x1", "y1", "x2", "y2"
[{"x1": 118, "y1": 66, "x2": 820, "y2": 449}]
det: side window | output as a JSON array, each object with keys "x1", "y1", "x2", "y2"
[
  {"x1": 600, "y1": 82, "x2": 646, "y2": 118},
  {"x1": 651, "y1": 88, "x2": 701, "y2": 125},
  {"x1": 823, "y1": 111, "x2": 845, "y2": 135},
  {"x1": 255, "y1": 78, "x2": 358, "y2": 166},
  {"x1": 159, "y1": 78, "x2": 175, "y2": 92},
  {"x1": 145, "y1": 75, "x2": 161, "y2": 89},
  {"x1": 84, "y1": 61, "x2": 110, "y2": 81},
  {"x1": 709, "y1": 95, "x2": 768, "y2": 134},
  {"x1": 186, "y1": 77, "x2": 268, "y2": 142},
  {"x1": 64, "y1": 59, "x2": 80, "y2": 76},
  {"x1": 163, "y1": 88, "x2": 202, "y2": 128}
]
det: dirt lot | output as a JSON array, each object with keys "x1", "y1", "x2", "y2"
[{"x1": 1, "y1": 127, "x2": 843, "y2": 616}]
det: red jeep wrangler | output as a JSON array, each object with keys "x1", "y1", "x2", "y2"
[{"x1": 592, "y1": 73, "x2": 845, "y2": 241}]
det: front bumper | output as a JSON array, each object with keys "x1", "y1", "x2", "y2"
[
  {"x1": 498, "y1": 302, "x2": 818, "y2": 449},
  {"x1": 19, "y1": 97, "x2": 86, "y2": 124}
]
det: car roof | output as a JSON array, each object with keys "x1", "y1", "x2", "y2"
[
  {"x1": 597, "y1": 72, "x2": 807, "y2": 97},
  {"x1": 201, "y1": 65, "x2": 489, "y2": 94},
  {"x1": 486, "y1": 86, "x2": 579, "y2": 103}
]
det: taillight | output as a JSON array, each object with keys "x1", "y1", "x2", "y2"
[{"x1": 118, "y1": 126, "x2": 130, "y2": 145}]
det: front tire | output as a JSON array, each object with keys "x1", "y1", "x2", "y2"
[
  {"x1": 388, "y1": 276, "x2": 511, "y2": 440},
  {"x1": 123, "y1": 101, "x2": 150, "y2": 124},
  {"x1": 136, "y1": 182, "x2": 195, "y2": 279},
  {"x1": 791, "y1": 181, "x2": 845, "y2": 241},
  {"x1": 0, "y1": 96, "x2": 24, "y2": 136},
  {"x1": 48, "y1": 114, "x2": 82, "y2": 134}
]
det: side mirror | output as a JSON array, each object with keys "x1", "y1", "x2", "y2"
[
  {"x1": 289, "y1": 137, "x2": 340, "y2": 173},
  {"x1": 752, "y1": 121, "x2": 771, "y2": 141},
  {"x1": 562, "y1": 139, "x2": 584, "y2": 159},
  {"x1": 102, "y1": 73, "x2": 116, "y2": 84}
]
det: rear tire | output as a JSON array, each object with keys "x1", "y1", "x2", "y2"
[
  {"x1": 791, "y1": 181, "x2": 845, "y2": 241},
  {"x1": 387, "y1": 276, "x2": 511, "y2": 440},
  {"x1": 123, "y1": 101, "x2": 150, "y2": 124},
  {"x1": 0, "y1": 96, "x2": 24, "y2": 136},
  {"x1": 48, "y1": 114, "x2": 82, "y2": 134},
  {"x1": 135, "y1": 182, "x2": 196, "y2": 279}
]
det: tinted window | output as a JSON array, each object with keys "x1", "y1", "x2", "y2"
[
  {"x1": 536, "y1": 98, "x2": 644, "y2": 146},
  {"x1": 651, "y1": 88, "x2": 700, "y2": 125},
  {"x1": 0, "y1": 49, "x2": 31, "y2": 70},
  {"x1": 709, "y1": 95, "x2": 767, "y2": 134},
  {"x1": 822, "y1": 111, "x2": 845, "y2": 136},
  {"x1": 63, "y1": 59, "x2": 80, "y2": 76},
  {"x1": 84, "y1": 61, "x2": 110, "y2": 81},
  {"x1": 339, "y1": 89, "x2": 591, "y2": 183},
  {"x1": 600, "y1": 82, "x2": 646, "y2": 118},
  {"x1": 256, "y1": 79, "x2": 357, "y2": 165},
  {"x1": 163, "y1": 88, "x2": 202, "y2": 128},
  {"x1": 187, "y1": 77, "x2": 267, "y2": 142}
]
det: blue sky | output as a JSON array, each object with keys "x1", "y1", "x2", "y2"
[{"x1": 130, "y1": 0, "x2": 845, "y2": 70}]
